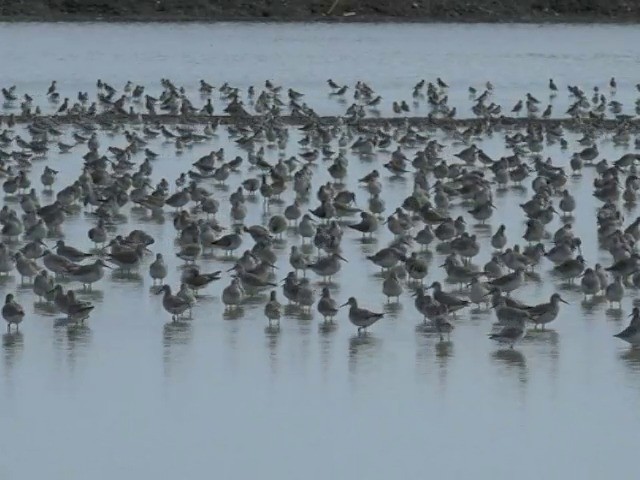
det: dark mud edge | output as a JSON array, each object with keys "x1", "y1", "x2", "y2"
[{"x1": 1, "y1": 0, "x2": 640, "y2": 22}]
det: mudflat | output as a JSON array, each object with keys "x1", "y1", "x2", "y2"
[{"x1": 1, "y1": 0, "x2": 639, "y2": 22}]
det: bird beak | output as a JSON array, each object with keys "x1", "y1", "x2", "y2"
[
  {"x1": 37, "y1": 239, "x2": 47, "y2": 247},
  {"x1": 560, "y1": 297, "x2": 569, "y2": 305},
  {"x1": 340, "y1": 302, "x2": 349, "y2": 308},
  {"x1": 226, "y1": 265, "x2": 237, "y2": 272},
  {"x1": 337, "y1": 254, "x2": 348, "y2": 262}
]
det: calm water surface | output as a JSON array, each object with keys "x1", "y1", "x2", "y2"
[{"x1": 0, "y1": 22, "x2": 639, "y2": 480}]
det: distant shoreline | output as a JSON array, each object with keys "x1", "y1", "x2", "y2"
[{"x1": 1, "y1": 0, "x2": 639, "y2": 24}]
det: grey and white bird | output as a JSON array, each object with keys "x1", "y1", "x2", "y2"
[
  {"x1": 265, "y1": 291, "x2": 282, "y2": 325},
  {"x1": 317, "y1": 287, "x2": 339, "y2": 321},
  {"x1": 149, "y1": 253, "x2": 168, "y2": 285},
  {"x1": 382, "y1": 269, "x2": 403, "y2": 302},
  {"x1": 222, "y1": 278, "x2": 244, "y2": 311},
  {"x1": 488, "y1": 318, "x2": 526, "y2": 349},
  {"x1": 68, "y1": 259, "x2": 111, "y2": 290},
  {"x1": 614, "y1": 307, "x2": 640, "y2": 344},
  {"x1": 156, "y1": 285, "x2": 190, "y2": 320},
  {"x1": 2, "y1": 293, "x2": 24, "y2": 331},
  {"x1": 341, "y1": 297, "x2": 384, "y2": 333},
  {"x1": 528, "y1": 293, "x2": 568, "y2": 329},
  {"x1": 428, "y1": 281, "x2": 470, "y2": 312}
]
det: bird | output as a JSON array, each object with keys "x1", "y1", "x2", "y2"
[
  {"x1": 264, "y1": 291, "x2": 281, "y2": 326},
  {"x1": 317, "y1": 287, "x2": 339, "y2": 322},
  {"x1": 489, "y1": 318, "x2": 526, "y2": 349},
  {"x1": 156, "y1": 285, "x2": 190, "y2": 320},
  {"x1": 341, "y1": 297, "x2": 384, "y2": 333},
  {"x1": 148, "y1": 253, "x2": 168, "y2": 285},
  {"x1": 2, "y1": 293, "x2": 24, "y2": 332},
  {"x1": 527, "y1": 293, "x2": 568, "y2": 330},
  {"x1": 614, "y1": 308, "x2": 640, "y2": 344},
  {"x1": 181, "y1": 266, "x2": 221, "y2": 294}
]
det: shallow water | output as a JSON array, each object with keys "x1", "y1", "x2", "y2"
[{"x1": 0, "y1": 22, "x2": 639, "y2": 480}]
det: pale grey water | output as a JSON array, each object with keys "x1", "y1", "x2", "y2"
[{"x1": 0, "y1": 22, "x2": 639, "y2": 480}]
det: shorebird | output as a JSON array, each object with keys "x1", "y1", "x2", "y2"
[
  {"x1": 14, "y1": 252, "x2": 39, "y2": 284},
  {"x1": 488, "y1": 269, "x2": 525, "y2": 295},
  {"x1": 468, "y1": 277, "x2": 491, "y2": 308},
  {"x1": 606, "y1": 254, "x2": 640, "y2": 280},
  {"x1": 181, "y1": 266, "x2": 221, "y2": 295},
  {"x1": 367, "y1": 246, "x2": 407, "y2": 270},
  {"x1": 149, "y1": 253, "x2": 168, "y2": 285},
  {"x1": 317, "y1": 287, "x2": 339, "y2": 322},
  {"x1": 489, "y1": 318, "x2": 526, "y2": 349},
  {"x1": 264, "y1": 291, "x2": 281, "y2": 326},
  {"x1": 107, "y1": 244, "x2": 146, "y2": 272},
  {"x1": 65, "y1": 291, "x2": 95, "y2": 322},
  {"x1": 554, "y1": 256, "x2": 585, "y2": 283},
  {"x1": 68, "y1": 259, "x2": 111, "y2": 290},
  {"x1": 2, "y1": 293, "x2": 24, "y2": 332},
  {"x1": 33, "y1": 270, "x2": 55, "y2": 302},
  {"x1": 405, "y1": 252, "x2": 428, "y2": 283},
  {"x1": 428, "y1": 281, "x2": 469, "y2": 312},
  {"x1": 614, "y1": 307, "x2": 640, "y2": 344},
  {"x1": 382, "y1": 269, "x2": 403, "y2": 302},
  {"x1": 528, "y1": 293, "x2": 568, "y2": 329},
  {"x1": 55, "y1": 240, "x2": 93, "y2": 263},
  {"x1": 580, "y1": 268, "x2": 601, "y2": 299},
  {"x1": 491, "y1": 225, "x2": 507, "y2": 250},
  {"x1": 307, "y1": 253, "x2": 347, "y2": 281},
  {"x1": 229, "y1": 264, "x2": 276, "y2": 290},
  {"x1": 156, "y1": 285, "x2": 190, "y2": 320},
  {"x1": 211, "y1": 230, "x2": 243, "y2": 255},
  {"x1": 605, "y1": 277, "x2": 625, "y2": 309},
  {"x1": 341, "y1": 297, "x2": 384, "y2": 333},
  {"x1": 42, "y1": 250, "x2": 79, "y2": 276},
  {"x1": 222, "y1": 278, "x2": 244, "y2": 311},
  {"x1": 348, "y1": 211, "x2": 378, "y2": 237}
]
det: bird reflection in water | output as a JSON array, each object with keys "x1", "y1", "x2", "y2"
[
  {"x1": 162, "y1": 320, "x2": 193, "y2": 378},
  {"x1": 3, "y1": 331, "x2": 24, "y2": 372},
  {"x1": 524, "y1": 329, "x2": 559, "y2": 380},
  {"x1": 606, "y1": 307, "x2": 625, "y2": 321},
  {"x1": 223, "y1": 306, "x2": 244, "y2": 321},
  {"x1": 110, "y1": 270, "x2": 144, "y2": 283},
  {"x1": 619, "y1": 346, "x2": 640, "y2": 372},
  {"x1": 581, "y1": 296, "x2": 606, "y2": 315},
  {"x1": 435, "y1": 338, "x2": 454, "y2": 388},
  {"x1": 383, "y1": 301, "x2": 403, "y2": 317},
  {"x1": 348, "y1": 334, "x2": 381, "y2": 376},
  {"x1": 264, "y1": 323, "x2": 280, "y2": 375},
  {"x1": 318, "y1": 320, "x2": 337, "y2": 375},
  {"x1": 52, "y1": 322, "x2": 92, "y2": 373},
  {"x1": 491, "y1": 349, "x2": 528, "y2": 386}
]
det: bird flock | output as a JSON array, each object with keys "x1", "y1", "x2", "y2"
[{"x1": 1, "y1": 76, "x2": 640, "y2": 353}]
